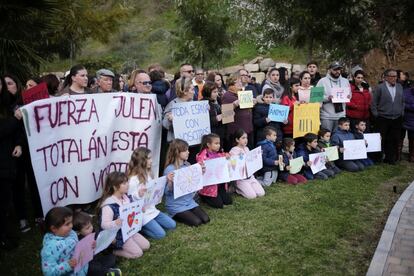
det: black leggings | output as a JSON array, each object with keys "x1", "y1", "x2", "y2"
[
  {"x1": 199, "y1": 184, "x2": 233, "y2": 209},
  {"x1": 173, "y1": 206, "x2": 210, "y2": 227}
]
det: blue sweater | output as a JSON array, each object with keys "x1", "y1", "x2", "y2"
[{"x1": 331, "y1": 127, "x2": 356, "y2": 147}]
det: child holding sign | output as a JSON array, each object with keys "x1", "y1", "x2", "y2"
[
  {"x1": 41, "y1": 207, "x2": 87, "y2": 275},
  {"x1": 127, "y1": 147, "x2": 176, "y2": 239},
  {"x1": 281, "y1": 78, "x2": 301, "y2": 137},
  {"x1": 253, "y1": 88, "x2": 284, "y2": 145},
  {"x1": 196, "y1": 134, "x2": 233, "y2": 208},
  {"x1": 163, "y1": 139, "x2": 210, "y2": 226},
  {"x1": 256, "y1": 127, "x2": 281, "y2": 186},
  {"x1": 230, "y1": 129, "x2": 265, "y2": 199},
  {"x1": 73, "y1": 211, "x2": 120, "y2": 276},
  {"x1": 317, "y1": 129, "x2": 342, "y2": 174},
  {"x1": 296, "y1": 133, "x2": 335, "y2": 180},
  {"x1": 352, "y1": 120, "x2": 374, "y2": 167},
  {"x1": 97, "y1": 172, "x2": 150, "y2": 259},
  {"x1": 279, "y1": 138, "x2": 308, "y2": 185}
]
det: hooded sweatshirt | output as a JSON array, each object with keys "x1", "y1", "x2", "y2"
[{"x1": 317, "y1": 74, "x2": 351, "y2": 120}]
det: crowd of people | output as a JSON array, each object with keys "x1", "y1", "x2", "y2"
[{"x1": 1, "y1": 60, "x2": 414, "y2": 275}]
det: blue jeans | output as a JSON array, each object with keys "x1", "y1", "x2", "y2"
[{"x1": 141, "y1": 212, "x2": 176, "y2": 239}]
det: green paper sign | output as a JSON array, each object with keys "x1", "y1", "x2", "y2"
[{"x1": 310, "y1": 87, "x2": 324, "y2": 103}]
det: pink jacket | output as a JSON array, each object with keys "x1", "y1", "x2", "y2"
[{"x1": 196, "y1": 148, "x2": 228, "y2": 197}]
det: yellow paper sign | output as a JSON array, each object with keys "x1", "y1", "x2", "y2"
[
  {"x1": 324, "y1": 146, "x2": 339, "y2": 161},
  {"x1": 238, "y1": 90, "x2": 253, "y2": 109},
  {"x1": 293, "y1": 103, "x2": 320, "y2": 138}
]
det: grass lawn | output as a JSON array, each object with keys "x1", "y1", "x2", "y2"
[{"x1": 1, "y1": 162, "x2": 414, "y2": 275}]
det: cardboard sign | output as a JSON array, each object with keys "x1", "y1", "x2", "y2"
[
  {"x1": 268, "y1": 104, "x2": 289, "y2": 122},
  {"x1": 238, "y1": 90, "x2": 254, "y2": 109},
  {"x1": 343, "y1": 140, "x2": 367, "y2": 160},
  {"x1": 246, "y1": 146, "x2": 263, "y2": 177},
  {"x1": 73, "y1": 233, "x2": 95, "y2": 273},
  {"x1": 95, "y1": 229, "x2": 118, "y2": 255},
  {"x1": 364, "y1": 133, "x2": 381, "y2": 152},
  {"x1": 331, "y1": 87, "x2": 351, "y2": 103},
  {"x1": 298, "y1": 89, "x2": 311, "y2": 103},
  {"x1": 120, "y1": 199, "x2": 144, "y2": 242},
  {"x1": 21, "y1": 93, "x2": 162, "y2": 215},
  {"x1": 203, "y1": 157, "x2": 231, "y2": 186},
  {"x1": 228, "y1": 154, "x2": 247, "y2": 181},
  {"x1": 309, "y1": 152, "x2": 327, "y2": 174},
  {"x1": 324, "y1": 146, "x2": 339, "y2": 161},
  {"x1": 172, "y1": 100, "x2": 211, "y2": 146},
  {"x1": 22, "y1": 82, "x2": 49, "y2": 105},
  {"x1": 289, "y1": 156, "x2": 304, "y2": 174},
  {"x1": 221, "y1": 103, "x2": 235, "y2": 124},
  {"x1": 293, "y1": 103, "x2": 320, "y2": 138},
  {"x1": 310, "y1": 87, "x2": 324, "y2": 103},
  {"x1": 173, "y1": 163, "x2": 203, "y2": 199}
]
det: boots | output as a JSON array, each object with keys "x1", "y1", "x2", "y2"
[
  {"x1": 409, "y1": 138, "x2": 414, "y2": 162},
  {"x1": 397, "y1": 139, "x2": 404, "y2": 161}
]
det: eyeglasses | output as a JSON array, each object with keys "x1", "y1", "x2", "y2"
[
  {"x1": 138, "y1": 81, "x2": 152, "y2": 86},
  {"x1": 196, "y1": 73, "x2": 204, "y2": 76}
]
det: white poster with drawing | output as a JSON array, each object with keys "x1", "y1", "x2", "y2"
[
  {"x1": 309, "y1": 152, "x2": 327, "y2": 174},
  {"x1": 173, "y1": 163, "x2": 203, "y2": 199},
  {"x1": 203, "y1": 157, "x2": 231, "y2": 186},
  {"x1": 343, "y1": 140, "x2": 367, "y2": 160},
  {"x1": 120, "y1": 199, "x2": 144, "y2": 242},
  {"x1": 364, "y1": 133, "x2": 381, "y2": 152},
  {"x1": 228, "y1": 155, "x2": 247, "y2": 181},
  {"x1": 246, "y1": 146, "x2": 263, "y2": 177}
]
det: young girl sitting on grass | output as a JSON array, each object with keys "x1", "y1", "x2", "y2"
[
  {"x1": 196, "y1": 133, "x2": 233, "y2": 208},
  {"x1": 41, "y1": 206, "x2": 87, "y2": 275},
  {"x1": 127, "y1": 147, "x2": 176, "y2": 239},
  {"x1": 163, "y1": 139, "x2": 210, "y2": 226},
  {"x1": 97, "y1": 172, "x2": 150, "y2": 259},
  {"x1": 279, "y1": 138, "x2": 308, "y2": 185},
  {"x1": 229, "y1": 129, "x2": 265, "y2": 199}
]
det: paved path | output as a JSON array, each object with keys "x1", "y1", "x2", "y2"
[{"x1": 367, "y1": 181, "x2": 414, "y2": 276}]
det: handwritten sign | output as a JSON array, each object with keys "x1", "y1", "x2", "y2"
[
  {"x1": 309, "y1": 152, "x2": 326, "y2": 174},
  {"x1": 289, "y1": 156, "x2": 304, "y2": 174},
  {"x1": 172, "y1": 100, "x2": 210, "y2": 146},
  {"x1": 331, "y1": 87, "x2": 351, "y2": 103},
  {"x1": 246, "y1": 146, "x2": 263, "y2": 177},
  {"x1": 268, "y1": 104, "x2": 289, "y2": 122},
  {"x1": 221, "y1": 103, "x2": 235, "y2": 124},
  {"x1": 324, "y1": 146, "x2": 339, "y2": 161},
  {"x1": 228, "y1": 155, "x2": 247, "y2": 181},
  {"x1": 95, "y1": 229, "x2": 118, "y2": 255},
  {"x1": 310, "y1": 87, "x2": 324, "y2": 103},
  {"x1": 203, "y1": 157, "x2": 231, "y2": 186},
  {"x1": 343, "y1": 140, "x2": 367, "y2": 160},
  {"x1": 120, "y1": 199, "x2": 144, "y2": 242},
  {"x1": 238, "y1": 90, "x2": 254, "y2": 109},
  {"x1": 21, "y1": 93, "x2": 162, "y2": 215},
  {"x1": 173, "y1": 163, "x2": 203, "y2": 199},
  {"x1": 293, "y1": 103, "x2": 320, "y2": 138},
  {"x1": 73, "y1": 233, "x2": 95, "y2": 273},
  {"x1": 22, "y1": 82, "x2": 49, "y2": 105},
  {"x1": 298, "y1": 89, "x2": 310, "y2": 103},
  {"x1": 364, "y1": 133, "x2": 381, "y2": 152}
]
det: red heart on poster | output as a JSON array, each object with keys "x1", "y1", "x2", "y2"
[{"x1": 127, "y1": 212, "x2": 135, "y2": 227}]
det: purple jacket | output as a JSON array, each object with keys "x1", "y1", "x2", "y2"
[
  {"x1": 221, "y1": 91, "x2": 253, "y2": 135},
  {"x1": 403, "y1": 88, "x2": 414, "y2": 130}
]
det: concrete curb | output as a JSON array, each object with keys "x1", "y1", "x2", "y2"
[{"x1": 366, "y1": 181, "x2": 414, "y2": 276}]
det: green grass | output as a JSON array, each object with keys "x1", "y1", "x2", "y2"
[{"x1": 2, "y1": 162, "x2": 413, "y2": 275}]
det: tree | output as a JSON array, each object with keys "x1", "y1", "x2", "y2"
[{"x1": 171, "y1": 0, "x2": 234, "y2": 68}]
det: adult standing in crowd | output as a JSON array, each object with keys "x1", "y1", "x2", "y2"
[
  {"x1": 238, "y1": 69, "x2": 258, "y2": 98},
  {"x1": 193, "y1": 68, "x2": 205, "y2": 101},
  {"x1": 402, "y1": 83, "x2": 414, "y2": 162},
  {"x1": 307, "y1": 61, "x2": 321, "y2": 86},
  {"x1": 150, "y1": 69, "x2": 170, "y2": 109},
  {"x1": 317, "y1": 61, "x2": 351, "y2": 132},
  {"x1": 346, "y1": 70, "x2": 372, "y2": 129},
  {"x1": 371, "y1": 69, "x2": 404, "y2": 164},
  {"x1": 91, "y1": 69, "x2": 115, "y2": 93},
  {"x1": 134, "y1": 72, "x2": 152, "y2": 94},
  {"x1": 261, "y1": 68, "x2": 284, "y2": 103},
  {"x1": 166, "y1": 63, "x2": 195, "y2": 103},
  {"x1": 56, "y1": 64, "x2": 90, "y2": 96}
]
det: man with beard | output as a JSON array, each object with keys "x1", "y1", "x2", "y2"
[{"x1": 316, "y1": 62, "x2": 351, "y2": 132}]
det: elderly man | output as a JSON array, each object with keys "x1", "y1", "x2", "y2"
[
  {"x1": 93, "y1": 69, "x2": 115, "y2": 93},
  {"x1": 371, "y1": 69, "x2": 405, "y2": 164},
  {"x1": 166, "y1": 63, "x2": 195, "y2": 103},
  {"x1": 316, "y1": 61, "x2": 351, "y2": 132},
  {"x1": 134, "y1": 72, "x2": 152, "y2": 94},
  {"x1": 237, "y1": 69, "x2": 259, "y2": 97}
]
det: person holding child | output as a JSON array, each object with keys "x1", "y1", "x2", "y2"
[
  {"x1": 256, "y1": 126, "x2": 281, "y2": 187},
  {"x1": 196, "y1": 134, "x2": 233, "y2": 208},
  {"x1": 163, "y1": 139, "x2": 210, "y2": 226},
  {"x1": 97, "y1": 172, "x2": 150, "y2": 259},
  {"x1": 127, "y1": 147, "x2": 176, "y2": 239}
]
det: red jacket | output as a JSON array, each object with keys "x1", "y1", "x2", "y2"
[
  {"x1": 196, "y1": 149, "x2": 228, "y2": 197},
  {"x1": 346, "y1": 83, "x2": 372, "y2": 119},
  {"x1": 281, "y1": 95, "x2": 297, "y2": 134}
]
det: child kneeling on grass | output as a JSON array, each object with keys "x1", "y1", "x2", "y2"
[{"x1": 279, "y1": 138, "x2": 308, "y2": 185}]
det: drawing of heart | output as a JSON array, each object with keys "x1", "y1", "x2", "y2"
[{"x1": 127, "y1": 212, "x2": 135, "y2": 227}]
